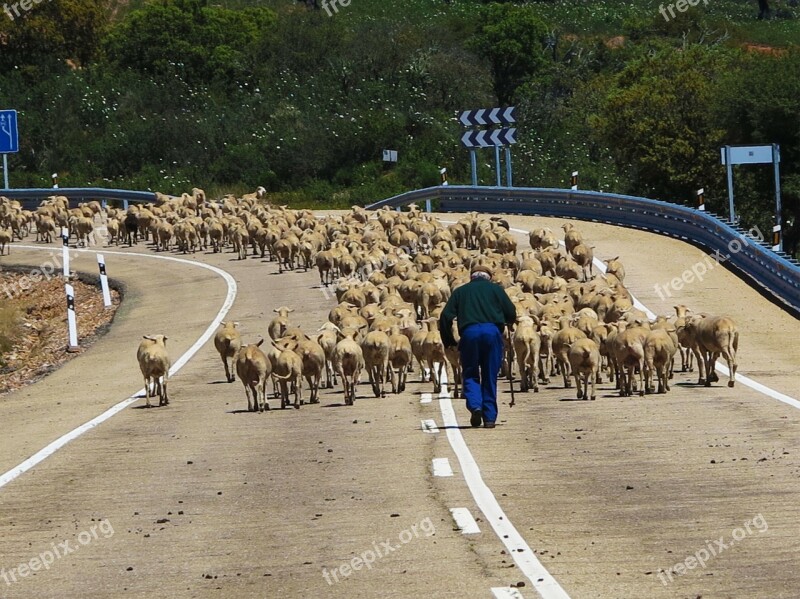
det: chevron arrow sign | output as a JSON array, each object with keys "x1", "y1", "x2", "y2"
[
  {"x1": 461, "y1": 127, "x2": 517, "y2": 148},
  {"x1": 458, "y1": 106, "x2": 516, "y2": 127}
]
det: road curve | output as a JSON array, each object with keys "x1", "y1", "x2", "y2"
[{"x1": 0, "y1": 213, "x2": 797, "y2": 599}]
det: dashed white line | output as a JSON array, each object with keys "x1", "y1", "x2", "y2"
[
  {"x1": 421, "y1": 419, "x2": 439, "y2": 433},
  {"x1": 450, "y1": 507, "x2": 481, "y2": 534},
  {"x1": 432, "y1": 457, "x2": 453, "y2": 477},
  {"x1": 420, "y1": 393, "x2": 433, "y2": 404},
  {"x1": 0, "y1": 246, "x2": 237, "y2": 490},
  {"x1": 492, "y1": 588, "x2": 526, "y2": 599}
]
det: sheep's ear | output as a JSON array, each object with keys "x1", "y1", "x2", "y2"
[
  {"x1": 288, "y1": 308, "x2": 295, "y2": 313},
  {"x1": 255, "y1": 338, "x2": 264, "y2": 347},
  {"x1": 221, "y1": 321, "x2": 227, "y2": 327},
  {"x1": 162, "y1": 336, "x2": 168, "y2": 342},
  {"x1": 143, "y1": 335, "x2": 154, "y2": 341},
  {"x1": 233, "y1": 321, "x2": 239, "y2": 327},
  {"x1": 273, "y1": 308, "x2": 279, "y2": 313}
]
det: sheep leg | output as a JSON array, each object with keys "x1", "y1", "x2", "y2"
[
  {"x1": 144, "y1": 376, "x2": 152, "y2": 408},
  {"x1": 574, "y1": 372, "x2": 583, "y2": 400},
  {"x1": 294, "y1": 376, "x2": 301, "y2": 409},
  {"x1": 589, "y1": 368, "x2": 597, "y2": 401}
]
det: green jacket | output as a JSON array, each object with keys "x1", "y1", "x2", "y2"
[{"x1": 438, "y1": 278, "x2": 517, "y2": 348}]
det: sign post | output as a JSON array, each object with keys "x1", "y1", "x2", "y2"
[
  {"x1": 721, "y1": 144, "x2": 782, "y2": 249},
  {"x1": 0, "y1": 109, "x2": 20, "y2": 189},
  {"x1": 459, "y1": 107, "x2": 517, "y2": 187}
]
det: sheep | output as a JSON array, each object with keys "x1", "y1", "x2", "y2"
[
  {"x1": 271, "y1": 340, "x2": 304, "y2": 409},
  {"x1": 684, "y1": 315, "x2": 739, "y2": 387},
  {"x1": 421, "y1": 318, "x2": 447, "y2": 394},
  {"x1": 236, "y1": 339, "x2": 271, "y2": 412},
  {"x1": 603, "y1": 256, "x2": 626, "y2": 283},
  {"x1": 106, "y1": 218, "x2": 121, "y2": 246},
  {"x1": 0, "y1": 227, "x2": 11, "y2": 255},
  {"x1": 673, "y1": 304, "x2": 695, "y2": 372},
  {"x1": 137, "y1": 335, "x2": 171, "y2": 407},
  {"x1": 561, "y1": 222, "x2": 584, "y2": 254},
  {"x1": 214, "y1": 321, "x2": 242, "y2": 383},
  {"x1": 268, "y1": 306, "x2": 294, "y2": 341},
  {"x1": 570, "y1": 243, "x2": 594, "y2": 282},
  {"x1": 124, "y1": 211, "x2": 139, "y2": 246},
  {"x1": 612, "y1": 321, "x2": 649, "y2": 397},
  {"x1": 644, "y1": 328, "x2": 677, "y2": 394},
  {"x1": 552, "y1": 317, "x2": 587, "y2": 388},
  {"x1": 568, "y1": 338, "x2": 601, "y2": 400},
  {"x1": 361, "y1": 330, "x2": 390, "y2": 398},
  {"x1": 387, "y1": 325, "x2": 413, "y2": 394},
  {"x1": 512, "y1": 315, "x2": 541, "y2": 396},
  {"x1": 332, "y1": 329, "x2": 365, "y2": 406},
  {"x1": 316, "y1": 322, "x2": 340, "y2": 389},
  {"x1": 281, "y1": 332, "x2": 326, "y2": 404}
]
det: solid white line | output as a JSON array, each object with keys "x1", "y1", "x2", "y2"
[
  {"x1": 450, "y1": 507, "x2": 481, "y2": 534},
  {"x1": 432, "y1": 457, "x2": 453, "y2": 477},
  {"x1": 421, "y1": 419, "x2": 439, "y2": 434},
  {"x1": 492, "y1": 588, "x2": 526, "y2": 599},
  {"x1": 439, "y1": 394, "x2": 571, "y2": 598},
  {"x1": 0, "y1": 246, "x2": 237, "y2": 490}
]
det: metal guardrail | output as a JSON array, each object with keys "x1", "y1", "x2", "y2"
[
  {"x1": 367, "y1": 185, "x2": 800, "y2": 315},
  {"x1": 0, "y1": 187, "x2": 156, "y2": 207}
]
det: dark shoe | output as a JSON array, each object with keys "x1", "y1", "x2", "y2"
[
  {"x1": 483, "y1": 421, "x2": 496, "y2": 429},
  {"x1": 470, "y1": 410, "x2": 483, "y2": 428}
]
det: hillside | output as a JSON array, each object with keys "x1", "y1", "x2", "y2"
[{"x1": 0, "y1": 0, "x2": 798, "y2": 255}]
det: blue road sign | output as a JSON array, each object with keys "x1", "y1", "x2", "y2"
[{"x1": 0, "y1": 110, "x2": 19, "y2": 153}]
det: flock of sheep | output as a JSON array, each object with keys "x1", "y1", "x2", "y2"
[{"x1": 0, "y1": 192, "x2": 740, "y2": 410}]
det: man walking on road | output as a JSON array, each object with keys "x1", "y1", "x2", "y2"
[{"x1": 439, "y1": 264, "x2": 517, "y2": 429}]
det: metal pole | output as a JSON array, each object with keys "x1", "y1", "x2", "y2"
[
  {"x1": 505, "y1": 147, "x2": 512, "y2": 187},
  {"x1": 470, "y1": 150, "x2": 478, "y2": 186},
  {"x1": 773, "y1": 143, "x2": 783, "y2": 252},
  {"x1": 494, "y1": 145, "x2": 501, "y2": 187},
  {"x1": 725, "y1": 145, "x2": 735, "y2": 223},
  {"x1": 2, "y1": 153, "x2": 7, "y2": 189}
]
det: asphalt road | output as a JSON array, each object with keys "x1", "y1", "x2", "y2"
[{"x1": 0, "y1": 213, "x2": 797, "y2": 599}]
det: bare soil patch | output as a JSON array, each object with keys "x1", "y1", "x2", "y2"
[{"x1": 0, "y1": 270, "x2": 120, "y2": 396}]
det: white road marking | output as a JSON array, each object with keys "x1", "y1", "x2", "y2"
[
  {"x1": 432, "y1": 457, "x2": 453, "y2": 477},
  {"x1": 438, "y1": 393, "x2": 571, "y2": 598},
  {"x1": 421, "y1": 419, "x2": 439, "y2": 433},
  {"x1": 0, "y1": 246, "x2": 237, "y2": 490},
  {"x1": 420, "y1": 393, "x2": 432, "y2": 404},
  {"x1": 492, "y1": 588, "x2": 526, "y2": 599},
  {"x1": 450, "y1": 507, "x2": 481, "y2": 534}
]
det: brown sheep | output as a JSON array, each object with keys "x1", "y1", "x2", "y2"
[
  {"x1": 214, "y1": 321, "x2": 242, "y2": 383},
  {"x1": 568, "y1": 337, "x2": 601, "y2": 400},
  {"x1": 236, "y1": 340, "x2": 271, "y2": 412},
  {"x1": 137, "y1": 335, "x2": 171, "y2": 407}
]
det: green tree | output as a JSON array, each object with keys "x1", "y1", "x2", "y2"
[
  {"x1": 590, "y1": 45, "x2": 732, "y2": 203},
  {"x1": 468, "y1": 3, "x2": 550, "y2": 104}
]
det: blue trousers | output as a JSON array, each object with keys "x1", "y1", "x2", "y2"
[{"x1": 459, "y1": 323, "x2": 504, "y2": 423}]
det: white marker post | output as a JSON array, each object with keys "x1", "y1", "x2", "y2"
[
  {"x1": 65, "y1": 283, "x2": 78, "y2": 351},
  {"x1": 570, "y1": 170, "x2": 578, "y2": 190},
  {"x1": 697, "y1": 188, "x2": 705, "y2": 212},
  {"x1": 97, "y1": 254, "x2": 112, "y2": 308},
  {"x1": 61, "y1": 227, "x2": 70, "y2": 278}
]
